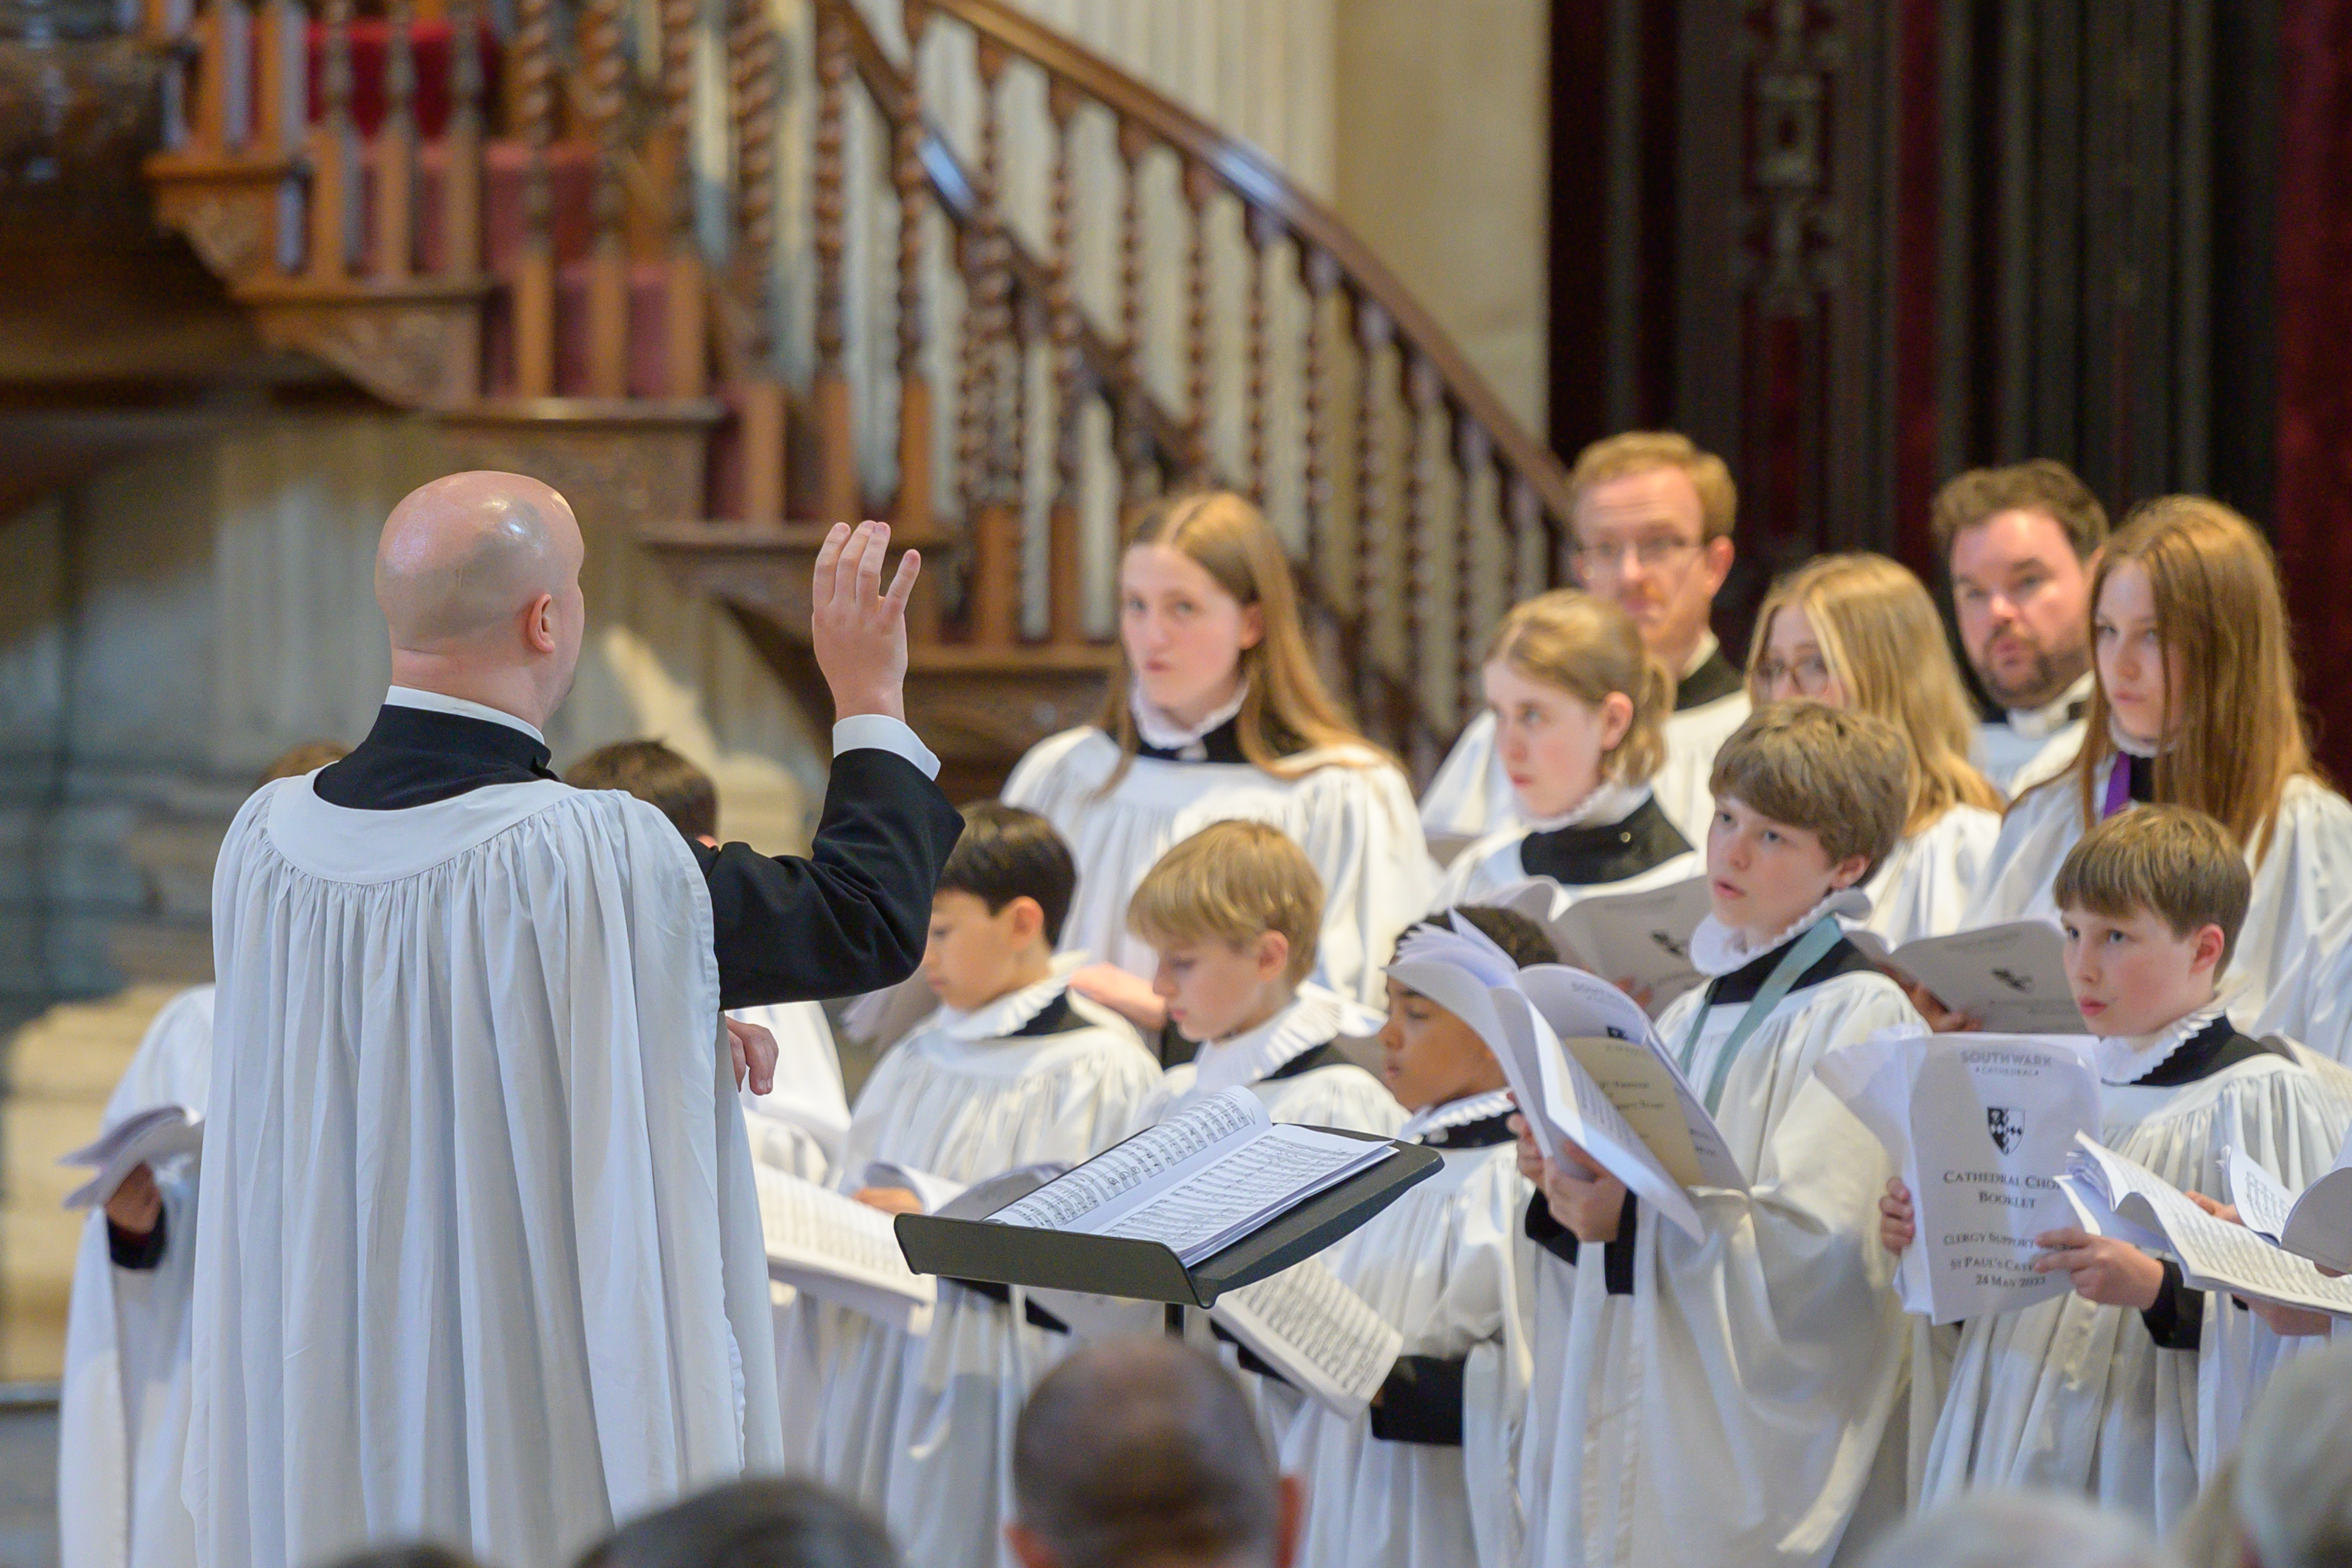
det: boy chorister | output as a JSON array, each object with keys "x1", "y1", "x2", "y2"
[
  {"x1": 1519, "y1": 702, "x2": 1923, "y2": 1568},
  {"x1": 774, "y1": 803, "x2": 1159, "y2": 1568},
  {"x1": 1887, "y1": 805, "x2": 2349, "y2": 1530}
]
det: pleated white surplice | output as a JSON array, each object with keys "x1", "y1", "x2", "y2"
[
  {"x1": 1970, "y1": 768, "x2": 2352, "y2": 1028},
  {"x1": 188, "y1": 777, "x2": 783, "y2": 1568},
  {"x1": 774, "y1": 978, "x2": 1161, "y2": 1568},
  {"x1": 1274, "y1": 1136, "x2": 1535, "y2": 1568},
  {"x1": 58, "y1": 984, "x2": 215, "y2": 1568},
  {"x1": 1001, "y1": 728, "x2": 1435, "y2": 1013},
  {"x1": 1855, "y1": 804, "x2": 2001, "y2": 951},
  {"x1": 1918, "y1": 1051, "x2": 2350, "y2": 1531},
  {"x1": 1524, "y1": 970, "x2": 1921, "y2": 1568}
]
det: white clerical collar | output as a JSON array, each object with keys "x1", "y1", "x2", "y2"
[
  {"x1": 1689, "y1": 887, "x2": 1871, "y2": 978},
  {"x1": 1188, "y1": 982, "x2": 1352, "y2": 1095},
  {"x1": 1131, "y1": 681, "x2": 1249, "y2": 760},
  {"x1": 935, "y1": 952, "x2": 1087, "y2": 1042},
  {"x1": 2108, "y1": 714, "x2": 2162, "y2": 759},
  {"x1": 2007, "y1": 670, "x2": 2094, "y2": 742},
  {"x1": 384, "y1": 685, "x2": 547, "y2": 745},
  {"x1": 2095, "y1": 991, "x2": 2232, "y2": 1085},
  {"x1": 1399, "y1": 1088, "x2": 1515, "y2": 1143},
  {"x1": 1523, "y1": 778, "x2": 1653, "y2": 834},
  {"x1": 1683, "y1": 630, "x2": 1721, "y2": 679}
]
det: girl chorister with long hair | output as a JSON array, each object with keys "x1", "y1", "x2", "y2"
[
  {"x1": 1745, "y1": 553, "x2": 2005, "y2": 948},
  {"x1": 1969, "y1": 497, "x2": 2352, "y2": 1024},
  {"x1": 1002, "y1": 491, "x2": 1434, "y2": 1039},
  {"x1": 1434, "y1": 589, "x2": 1699, "y2": 908}
]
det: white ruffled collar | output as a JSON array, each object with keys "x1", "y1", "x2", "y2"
[
  {"x1": 1132, "y1": 680, "x2": 1249, "y2": 759},
  {"x1": 1398, "y1": 1088, "x2": 1516, "y2": 1143},
  {"x1": 1688, "y1": 888, "x2": 1872, "y2": 978},
  {"x1": 2007, "y1": 670, "x2": 2094, "y2": 741},
  {"x1": 1188, "y1": 982, "x2": 1355, "y2": 1095},
  {"x1": 934, "y1": 952, "x2": 1088, "y2": 1041},
  {"x1": 2094, "y1": 991, "x2": 2231, "y2": 1085},
  {"x1": 1521, "y1": 777, "x2": 1654, "y2": 835}
]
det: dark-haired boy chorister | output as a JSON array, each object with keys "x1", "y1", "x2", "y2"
[{"x1": 772, "y1": 802, "x2": 1159, "y2": 1568}]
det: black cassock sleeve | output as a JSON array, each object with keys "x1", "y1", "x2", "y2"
[
  {"x1": 1370, "y1": 1356, "x2": 1466, "y2": 1445},
  {"x1": 695, "y1": 747, "x2": 964, "y2": 1009},
  {"x1": 109, "y1": 1209, "x2": 169, "y2": 1271},
  {"x1": 1524, "y1": 1191, "x2": 1639, "y2": 1294}
]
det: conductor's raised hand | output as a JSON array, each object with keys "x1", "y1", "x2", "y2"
[
  {"x1": 726, "y1": 1015, "x2": 779, "y2": 1096},
  {"x1": 811, "y1": 519, "x2": 921, "y2": 722}
]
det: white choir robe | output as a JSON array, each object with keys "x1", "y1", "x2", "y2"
[
  {"x1": 1969, "y1": 766, "x2": 2352, "y2": 1026},
  {"x1": 773, "y1": 973, "x2": 1160, "y2": 1568},
  {"x1": 1854, "y1": 804, "x2": 2001, "y2": 951},
  {"x1": 1524, "y1": 965, "x2": 1921, "y2": 1568},
  {"x1": 188, "y1": 778, "x2": 783, "y2": 1568},
  {"x1": 59, "y1": 985, "x2": 215, "y2": 1568},
  {"x1": 733, "y1": 999, "x2": 849, "y2": 1184},
  {"x1": 1971, "y1": 672, "x2": 2092, "y2": 797},
  {"x1": 1274, "y1": 1102, "x2": 1534, "y2": 1568},
  {"x1": 1141, "y1": 982, "x2": 1405, "y2": 1137},
  {"x1": 1002, "y1": 728, "x2": 1434, "y2": 1015},
  {"x1": 1917, "y1": 1039, "x2": 2349, "y2": 1531}
]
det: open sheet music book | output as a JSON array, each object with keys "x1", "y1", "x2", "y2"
[
  {"x1": 1210, "y1": 1258, "x2": 1402, "y2": 1421},
  {"x1": 2227, "y1": 1136, "x2": 2352, "y2": 1275},
  {"x1": 2060, "y1": 1133, "x2": 2352, "y2": 1318},
  {"x1": 1487, "y1": 875, "x2": 1710, "y2": 1015},
  {"x1": 1849, "y1": 921, "x2": 2081, "y2": 1035},
  {"x1": 60, "y1": 1105, "x2": 203, "y2": 1211},
  {"x1": 751, "y1": 1165, "x2": 938, "y2": 1333},
  {"x1": 984, "y1": 1087, "x2": 1396, "y2": 1266}
]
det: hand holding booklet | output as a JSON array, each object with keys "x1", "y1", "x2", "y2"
[
  {"x1": 60, "y1": 1105, "x2": 203, "y2": 1211},
  {"x1": 751, "y1": 1165, "x2": 938, "y2": 1333},
  {"x1": 2060, "y1": 1133, "x2": 2352, "y2": 1318},
  {"x1": 2226, "y1": 1135, "x2": 2352, "y2": 1275},
  {"x1": 1816, "y1": 1029, "x2": 2101, "y2": 1323},
  {"x1": 1486, "y1": 875, "x2": 1711, "y2": 1015},
  {"x1": 984, "y1": 1087, "x2": 1397, "y2": 1266},
  {"x1": 1209, "y1": 1258, "x2": 1402, "y2": 1421}
]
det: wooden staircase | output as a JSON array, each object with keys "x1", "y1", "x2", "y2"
[{"x1": 135, "y1": 0, "x2": 1580, "y2": 796}]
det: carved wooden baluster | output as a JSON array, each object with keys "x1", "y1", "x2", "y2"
[
  {"x1": 441, "y1": 0, "x2": 483, "y2": 279},
  {"x1": 730, "y1": 0, "x2": 781, "y2": 519},
  {"x1": 1352, "y1": 297, "x2": 1392, "y2": 715},
  {"x1": 306, "y1": 0, "x2": 354, "y2": 281},
  {"x1": 1507, "y1": 473, "x2": 1543, "y2": 600},
  {"x1": 1244, "y1": 206, "x2": 1277, "y2": 506},
  {"x1": 1181, "y1": 160, "x2": 1213, "y2": 485},
  {"x1": 813, "y1": 0, "x2": 856, "y2": 520},
  {"x1": 375, "y1": 0, "x2": 417, "y2": 278},
  {"x1": 1298, "y1": 246, "x2": 1337, "y2": 579},
  {"x1": 582, "y1": 0, "x2": 629, "y2": 397},
  {"x1": 254, "y1": 0, "x2": 302, "y2": 270},
  {"x1": 894, "y1": 0, "x2": 936, "y2": 635},
  {"x1": 197, "y1": 0, "x2": 249, "y2": 153},
  {"x1": 1045, "y1": 74, "x2": 1083, "y2": 645},
  {"x1": 1455, "y1": 419, "x2": 1491, "y2": 720},
  {"x1": 1402, "y1": 353, "x2": 1440, "y2": 734},
  {"x1": 1113, "y1": 119, "x2": 1151, "y2": 507},
  {"x1": 513, "y1": 0, "x2": 556, "y2": 393},
  {"x1": 967, "y1": 36, "x2": 1017, "y2": 647},
  {"x1": 658, "y1": 0, "x2": 703, "y2": 394}
]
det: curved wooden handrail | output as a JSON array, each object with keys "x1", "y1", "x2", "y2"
[{"x1": 877, "y1": 0, "x2": 1576, "y2": 533}]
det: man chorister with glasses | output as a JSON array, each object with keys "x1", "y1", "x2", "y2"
[{"x1": 1419, "y1": 431, "x2": 1748, "y2": 860}]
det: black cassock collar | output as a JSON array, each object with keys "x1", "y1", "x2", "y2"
[
  {"x1": 1519, "y1": 794, "x2": 1692, "y2": 886},
  {"x1": 1676, "y1": 649, "x2": 1745, "y2": 711},
  {"x1": 313, "y1": 704, "x2": 559, "y2": 811}
]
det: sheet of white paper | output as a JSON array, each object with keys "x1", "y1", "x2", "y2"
[
  {"x1": 1478, "y1": 986, "x2": 1567, "y2": 1170},
  {"x1": 1887, "y1": 922, "x2": 2083, "y2": 1034},
  {"x1": 752, "y1": 1165, "x2": 937, "y2": 1332},
  {"x1": 1550, "y1": 875, "x2": 1712, "y2": 1012},
  {"x1": 1516, "y1": 963, "x2": 1663, "y2": 1052},
  {"x1": 2227, "y1": 1148, "x2": 2352, "y2": 1274},
  {"x1": 991, "y1": 1086, "x2": 1268, "y2": 1233},
  {"x1": 1508, "y1": 993, "x2": 1706, "y2": 1240},
  {"x1": 1210, "y1": 1258, "x2": 1403, "y2": 1421},
  {"x1": 2074, "y1": 1136, "x2": 2352, "y2": 1317},
  {"x1": 2229, "y1": 1149, "x2": 2298, "y2": 1246},
  {"x1": 59, "y1": 1105, "x2": 203, "y2": 1210},
  {"x1": 1094, "y1": 1127, "x2": 1394, "y2": 1264},
  {"x1": 862, "y1": 1161, "x2": 971, "y2": 1216},
  {"x1": 2057, "y1": 1174, "x2": 2172, "y2": 1256}
]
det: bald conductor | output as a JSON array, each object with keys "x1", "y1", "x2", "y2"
[{"x1": 184, "y1": 475, "x2": 962, "y2": 1568}]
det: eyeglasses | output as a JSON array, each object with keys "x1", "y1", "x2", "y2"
[
  {"x1": 1754, "y1": 654, "x2": 1833, "y2": 696},
  {"x1": 1568, "y1": 536, "x2": 1701, "y2": 576}
]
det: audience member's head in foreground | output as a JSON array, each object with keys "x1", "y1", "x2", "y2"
[
  {"x1": 321, "y1": 1546, "x2": 489, "y2": 1568},
  {"x1": 577, "y1": 1477, "x2": 899, "y2": 1568},
  {"x1": 1008, "y1": 1336, "x2": 1300, "y2": 1568},
  {"x1": 2232, "y1": 1342, "x2": 2352, "y2": 1568},
  {"x1": 1855, "y1": 1490, "x2": 2153, "y2": 1568}
]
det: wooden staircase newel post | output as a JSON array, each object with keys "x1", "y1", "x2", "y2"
[
  {"x1": 659, "y1": 0, "x2": 705, "y2": 397},
  {"x1": 730, "y1": 0, "x2": 782, "y2": 523},
  {"x1": 895, "y1": 0, "x2": 938, "y2": 641},
  {"x1": 1245, "y1": 206, "x2": 1280, "y2": 507},
  {"x1": 1298, "y1": 245, "x2": 1338, "y2": 577},
  {"x1": 442, "y1": 0, "x2": 484, "y2": 281},
  {"x1": 1113, "y1": 117, "x2": 1152, "y2": 511},
  {"x1": 1401, "y1": 352, "x2": 1440, "y2": 755},
  {"x1": 307, "y1": 0, "x2": 355, "y2": 282},
  {"x1": 1181, "y1": 159, "x2": 1213, "y2": 488},
  {"x1": 583, "y1": 0, "x2": 630, "y2": 398},
  {"x1": 812, "y1": 0, "x2": 857, "y2": 523},
  {"x1": 376, "y1": 0, "x2": 418, "y2": 279},
  {"x1": 1045, "y1": 73, "x2": 1083, "y2": 647},
  {"x1": 513, "y1": 0, "x2": 556, "y2": 394},
  {"x1": 1453, "y1": 418, "x2": 1491, "y2": 724}
]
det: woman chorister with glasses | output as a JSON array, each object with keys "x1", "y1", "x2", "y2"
[{"x1": 1745, "y1": 553, "x2": 2005, "y2": 948}]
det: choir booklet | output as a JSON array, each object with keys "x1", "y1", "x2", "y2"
[
  {"x1": 751, "y1": 1164, "x2": 939, "y2": 1333},
  {"x1": 1209, "y1": 1257, "x2": 1402, "y2": 1421},
  {"x1": 2226, "y1": 1137, "x2": 2352, "y2": 1274},
  {"x1": 1817, "y1": 1030, "x2": 2102, "y2": 1323},
  {"x1": 2061, "y1": 1134, "x2": 2352, "y2": 1318},
  {"x1": 982, "y1": 1087, "x2": 1397, "y2": 1266},
  {"x1": 1487, "y1": 876, "x2": 1711, "y2": 1015},
  {"x1": 60, "y1": 1105, "x2": 203, "y2": 1210},
  {"x1": 1853, "y1": 921, "x2": 2082, "y2": 1035}
]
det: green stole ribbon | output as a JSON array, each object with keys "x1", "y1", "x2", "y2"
[{"x1": 1676, "y1": 916, "x2": 1847, "y2": 1116}]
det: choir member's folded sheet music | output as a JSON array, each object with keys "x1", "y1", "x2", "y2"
[
  {"x1": 2227, "y1": 1136, "x2": 2352, "y2": 1274},
  {"x1": 1209, "y1": 1258, "x2": 1403, "y2": 1420},
  {"x1": 751, "y1": 1165, "x2": 938, "y2": 1333},
  {"x1": 1854, "y1": 921, "x2": 2081, "y2": 1035},
  {"x1": 2060, "y1": 1133, "x2": 2352, "y2": 1318},
  {"x1": 1488, "y1": 876, "x2": 1711, "y2": 1015},
  {"x1": 1816, "y1": 1030, "x2": 2102, "y2": 1322},
  {"x1": 983, "y1": 1087, "x2": 1396, "y2": 1267},
  {"x1": 59, "y1": 1104, "x2": 203, "y2": 1210}
]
